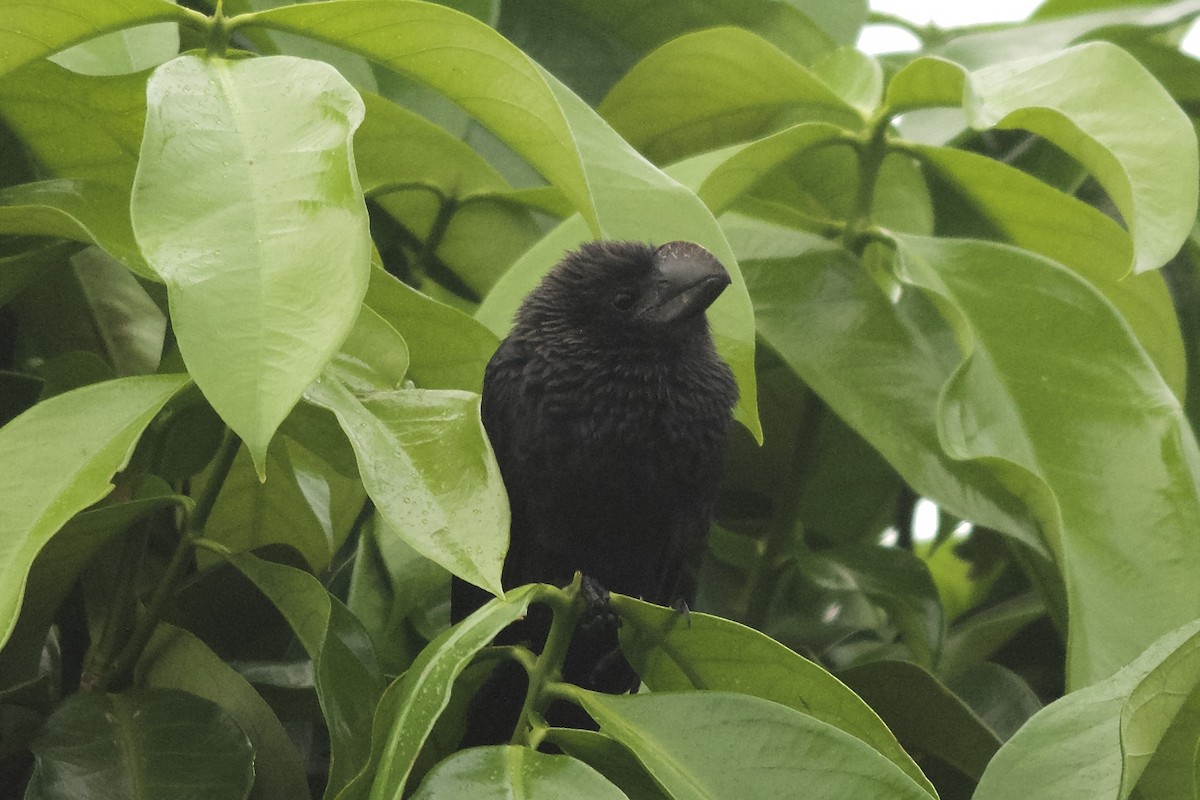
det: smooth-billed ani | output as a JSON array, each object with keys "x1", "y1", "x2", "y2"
[{"x1": 452, "y1": 240, "x2": 738, "y2": 739}]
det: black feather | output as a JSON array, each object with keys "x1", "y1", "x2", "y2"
[{"x1": 452, "y1": 240, "x2": 738, "y2": 742}]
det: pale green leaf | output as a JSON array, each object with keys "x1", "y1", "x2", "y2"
[
  {"x1": 894, "y1": 234, "x2": 1200, "y2": 687},
  {"x1": 131, "y1": 54, "x2": 370, "y2": 473}
]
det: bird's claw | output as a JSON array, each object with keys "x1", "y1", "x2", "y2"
[
  {"x1": 671, "y1": 598, "x2": 693, "y2": 628},
  {"x1": 579, "y1": 575, "x2": 620, "y2": 632}
]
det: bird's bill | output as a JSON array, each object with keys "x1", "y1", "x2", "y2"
[{"x1": 634, "y1": 241, "x2": 731, "y2": 325}]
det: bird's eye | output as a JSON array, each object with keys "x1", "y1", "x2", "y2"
[{"x1": 612, "y1": 292, "x2": 635, "y2": 311}]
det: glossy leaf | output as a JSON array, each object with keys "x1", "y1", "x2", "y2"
[
  {"x1": 908, "y1": 142, "x2": 1186, "y2": 397},
  {"x1": 410, "y1": 746, "x2": 628, "y2": 799},
  {"x1": 131, "y1": 54, "x2": 371, "y2": 473},
  {"x1": 894, "y1": 234, "x2": 1200, "y2": 687},
  {"x1": 334, "y1": 586, "x2": 534, "y2": 800},
  {"x1": 0, "y1": 374, "x2": 188, "y2": 651},
  {"x1": 26, "y1": 689, "x2": 252, "y2": 800},
  {"x1": 225, "y1": 551, "x2": 383, "y2": 798},
  {"x1": 244, "y1": 0, "x2": 761, "y2": 439},
  {"x1": 137, "y1": 624, "x2": 309, "y2": 800},
  {"x1": 305, "y1": 376, "x2": 507, "y2": 596},
  {"x1": 0, "y1": 0, "x2": 186, "y2": 77},
  {"x1": 599, "y1": 26, "x2": 860, "y2": 164},
  {"x1": 578, "y1": 691, "x2": 933, "y2": 800},
  {"x1": 613, "y1": 596, "x2": 936, "y2": 796},
  {"x1": 974, "y1": 618, "x2": 1200, "y2": 800},
  {"x1": 886, "y1": 44, "x2": 1197, "y2": 273}
]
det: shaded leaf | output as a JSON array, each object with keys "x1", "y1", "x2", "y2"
[
  {"x1": 137, "y1": 624, "x2": 310, "y2": 800},
  {"x1": 26, "y1": 689, "x2": 252, "y2": 800},
  {"x1": 225, "y1": 552, "x2": 383, "y2": 798}
]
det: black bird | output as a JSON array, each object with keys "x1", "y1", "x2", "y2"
[{"x1": 452, "y1": 240, "x2": 738, "y2": 739}]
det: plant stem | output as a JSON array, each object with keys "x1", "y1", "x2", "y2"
[
  {"x1": 93, "y1": 429, "x2": 241, "y2": 691},
  {"x1": 843, "y1": 112, "x2": 892, "y2": 257},
  {"x1": 510, "y1": 580, "x2": 585, "y2": 746}
]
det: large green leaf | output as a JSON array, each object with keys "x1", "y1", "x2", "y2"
[
  {"x1": 886, "y1": 44, "x2": 1198, "y2": 273},
  {"x1": 894, "y1": 234, "x2": 1200, "y2": 687},
  {"x1": 131, "y1": 54, "x2": 370, "y2": 473},
  {"x1": 49, "y1": 19, "x2": 179, "y2": 76},
  {"x1": 410, "y1": 747, "x2": 628, "y2": 799},
  {"x1": 225, "y1": 552, "x2": 383, "y2": 798},
  {"x1": 137, "y1": 624, "x2": 309, "y2": 800},
  {"x1": 599, "y1": 27, "x2": 860, "y2": 164},
  {"x1": 906, "y1": 143, "x2": 1186, "y2": 397},
  {"x1": 578, "y1": 691, "x2": 932, "y2": 800},
  {"x1": 974, "y1": 618, "x2": 1200, "y2": 800},
  {"x1": 241, "y1": 0, "x2": 761, "y2": 438},
  {"x1": 733, "y1": 224, "x2": 1044, "y2": 556},
  {"x1": 0, "y1": 374, "x2": 188, "y2": 652},
  {"x1": 305, "y1": 376, "x2": 507, "y2": 596},
  {"x1": 0, "y1": 0, "x2": 187, "y2": 77},
  {"x1": 613, "y1": 596, "x2": 936, "y2": 796},
  {"x1": 26, "y1": 689, "x2": 252, "y2": 800},
  {"x1": 496, "y1": 0, "x2": 848, "y2": 105},
  {"x1": 333, "y1": 586, "x2": 534, "y2": 800}
]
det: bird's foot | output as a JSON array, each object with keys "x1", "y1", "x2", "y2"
[
  {"x1": 671, "y1": 598, "x2": 693, "y2": 628},
  {"x1": 578, "y1": 575, "x2": 620, "y2": 632}
]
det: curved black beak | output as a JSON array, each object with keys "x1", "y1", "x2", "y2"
[{"x1": 633, "y1": 241, "x2": 730, "y2": 325}]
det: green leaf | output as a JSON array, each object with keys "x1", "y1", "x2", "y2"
[
  {"x1": 224, "y1": 552, "x2": 383, "y2": 798},
  {"x1": 305, "y1": 376, "x2": 507, "y2": 596},
  {"x1": 939, "y1": 593, "x2": 1045, "y2": 679},
  {"x1": 26, "y1": 689, "x2": 253, "y2": 800},
  {"x1": 887, "y1": 44, "x2": 1198, "y2": 273},
  {"x1": 410, "y1": 746, "x2": 629, "y2": 799},
  {"x1": 137, "y1": 624, "x2": 309, "y2": 800},
  {"x1": 0, "y1": 485, "x2": 186, "y2": 683},
  {"x1": 333, "y1": 586, "x2": 534, "y2": 800},
  {"x1": 548, "y1": 729, "x2": 669, "y2": 800},
  {"x1": 733, "y1": 226, "x2": 1044, "y2": 555},
  {"x1": 0, "y1": 181, "x2": 148, "y2": 278},
  {"x1": 908, "y1": 142, "x2": 1185, "y2": 397},
  {"x1": 894, "y1": 234, "x2": 1200, "y2": 687},
  {"x1": 974, "y1": 618, "x2": 1200, "y2": 800},
  {"x1": 840, "y1": 659, "x2": 1004, "y2": 781},
  {"x1": 244, "y1": 1, "x2": 761, "y2": 437},
  {"x1": 496, "y1": 0, "x2": 845, "y2": 105},
  {"x1": 49, "y1": 20, "x2": 179, "y2": 76},
  {"x1": 131, "y1": 54, "x2": 370, "y2": 473},
  {"x1": 71, "y1": 247, "x2": 166, "y2": 376},
  {"x1": 613, "y1": 596, "x2": 936, "y2": 797},
  {"x1": 364, "y1": 265, "x2": 498, "y2": 393},
  {"x1": 0, "y1": 0, "x2": 187, "y2": 78},
  {"x1": 577, "y1": 691, "x2": 933, "y2": 800},
  {"x1": 203, "y1": 437, "x2": 365, "y2": 571},
  {"x1": 0, "y1": 374, "x2": 188, "y2": 652},
  {"x1": 599, "y1": 27, "x2": 860, "y2": 164}
]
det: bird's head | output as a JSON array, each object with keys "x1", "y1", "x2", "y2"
[{"x1": 517, "y1": 240, "x2": 730, "y2": 345}]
